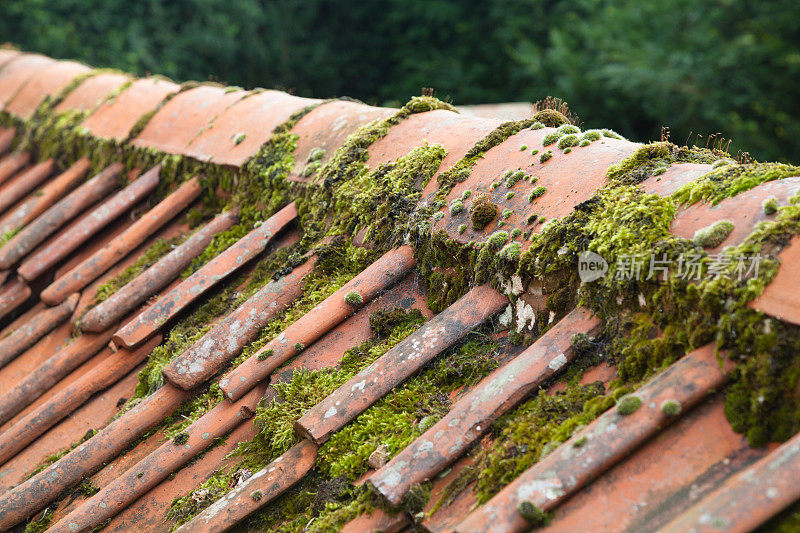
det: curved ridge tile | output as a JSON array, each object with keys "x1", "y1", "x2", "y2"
[
  {"x1": 0, "y1": 49, "x2": 22, "y2": 68},
  {"x1": 437, "y1": 127, "x2": 639, "y2": 244},
  {"x1": 184, "y1": 90, "x2": 321, "y2": 166},
  {"x1": 288, "y1": 99, "x2": 394, "y2": 182},
  {"x1": 0, "y1": 54, "x2": 55, "y2": 108},
  {"x1": 131, "y1": 85, "x2": 248, "y2": 155},
  {"x1": 640, "y1": 162, "x2": 713, "y2": 196},
  {"x1": 5, "y1": 60, "x2": 92, "y2": 119},
  {"x1": 670, "y1": 176, "x2": 800, "y2": 251},
  {"x1": 54, "y1": 71, "x2": 130, "y2": 113},
  {"x1": 81, "y1": 77, "x2": 180, "y2": 141},
  {"x1": 366, "y1": 109, "x2": 503, "y2": 187},
  {"x1": 749, "y1": 236, "x2": 800, "y2": 325}
]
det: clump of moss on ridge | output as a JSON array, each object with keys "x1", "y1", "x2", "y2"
[
  {"x1": 607, "y1": 141, "x2": 723, "y2": 185},
  {"x1": 673, "y1": 162, "x2": 800, "y2": 206},
  {"x1": 470, "y1": 195, "x2": 498, "y2": 230}
]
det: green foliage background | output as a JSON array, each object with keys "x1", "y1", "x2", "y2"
[{"x1": 1, "y1": 0, "x2": 798, "y2": 162}]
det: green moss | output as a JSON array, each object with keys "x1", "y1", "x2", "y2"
[
  {"x1": 607, "y1": 142, "x2": 670, "y2": 180},
  {"x1": 572, "y1": 435, "x2": 588, "y2": 448},
  {"x1": 518, "y1": 501, "x2": 549, "y2": 526},
  {"x1": 449, "y1": 198, "x2": 464, "y2": 215},
  {"x1": 542, "y1": 131, "x2": 562, "y2": 146},
  {"x1": 470, "y1": 195, "x2": 498, "y2": 230},
  {"x1": 581, "y1": 130, "x2": 602, "y2": 142},
  {"x1": 607, "y1": 142, "x2": 721, "y2": 186},
  {"x1": 530, "y1": 122, "x2": 545, "y2": 130},
  {"x1": 458, "y1": 382, "x2": 608, "y2": 504},
  {"x1": 520, "y1": 144, "x2": 527, "y2": 151},
  {"x1": 528, "y1": 186, "x2": 547, "y2": 202},
  {"x1": 24, "y1": 508, "x2": 54, "y2": 533},
  {"x1": 505, "y1": 170, "x2": 525, "y2": 188},
  {"x1": 531, "y1": 109, "x2": 568, "y2": 128},
  {"x1": 660, "y1": 399, "x2": 682, "y2": 416},
  {"x1": 756, "y1": 498, "x2": 800, "y2": 532},
  {"x1": 258, "y1": 348, "x2": 275, "y2": 361},
  {"x1": 505, "y1": 191, "x2": 515, "y2": 200},
  {"x1": 488, "y1": 231, "x2": 510, "y2": 248},
  {"x1": 26, "y1": 429, "x2": 96, "y2": 479},
  {"x1": 616, "y1": 394, "x2": 642, "y2": 415},
  {"x1": 499, "y1": 242, "x2": 521, "y2": 261},
  {"x1": 531, "y1": 148, "x2": 539, "y2": 155},
  {"x1": 579, "y1": 139, "x2": 591, "y2": 147},
  {"x1": 539, "y1": 150, "x2": 552, "y2": 163},
  {"x1": 0, "y1": 226, "x2": 21, "y2": 249},
  {"x1": 673, "y1": 162, "x2": 800, "y2": 205},
  {"x1": 344, "y1": 291, "x2": 363, "y2": 306},
  {"x1": 458, "y1": 224, "x2": 467, "y2": 234},
  {"x1": 693, "y1": 220, "x2": 735, "y2": 248},
  {"x1": 92, "y1": 235, "x2": 187, "y2": 304},
  {"x1": 764, "y1": 197, "x2": 779, "y2": 215},
  {"x1": 435, "y1": 118, "x2": 536, "y2": 204},
  {"x1": 563, "y1": 147, "x2": 572, "y2": 154}
]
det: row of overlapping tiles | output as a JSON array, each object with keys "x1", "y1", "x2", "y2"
[{"x1": 0, "y1": 48, "x2": 798, "y2": 532}]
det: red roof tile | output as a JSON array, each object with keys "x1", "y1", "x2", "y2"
[
  {"x1": 0, "y1": 54, "x2": 55, "y2": 108},
  {"x1": 184, "y1": 90, "x2": 321, "y2": 166},
  {"x1": 54, "y1": 71, "x2": 130, "y2": 113},
  {"x1": 288, "y1": 100, "x2": 395, "y2": 181},
  {"x1": 5, "y1": 60, "x2": 91, "y2": 118},
  {"x1": 131, "y1": 85, "x2": 248, "y2": 155},
  {"x1": 80, "y1": 77, "x2": 180, "y2": 141}
]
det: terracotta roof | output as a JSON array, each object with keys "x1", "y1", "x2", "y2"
[{"x1": 0, "y1": 48, "x2": 798, "y2": 533}]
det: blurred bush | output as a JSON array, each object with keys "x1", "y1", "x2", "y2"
[{"x1": 1, "y1": 0, "x2": 798, "y2": 162}]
